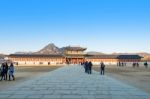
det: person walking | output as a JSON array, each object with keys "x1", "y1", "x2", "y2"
[
  {"x1": 88, "y1": 61, "x2": 93, "y2": 74},
  {"x1": 8, "y1": 63, "x2": 15, "y2": 81},
  {"x1": 100, "y1": 62, "x2": 105, "y2": 75}
]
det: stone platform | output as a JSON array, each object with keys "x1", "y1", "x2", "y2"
[{"x1": 0, "y1": 65, "x2": 150, "y2": 99}]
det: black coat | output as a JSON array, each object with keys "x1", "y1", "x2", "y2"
[
  {"x1": 88, "y1": 62, "x2": 93, "y2": 69},
  {"x1": 101, "y1": 64, "x2": 105, "y2": 70}
]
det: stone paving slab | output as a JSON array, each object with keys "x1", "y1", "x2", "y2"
[{"x1": 0, "y1": 65, "x2": 150, "y2": 99}]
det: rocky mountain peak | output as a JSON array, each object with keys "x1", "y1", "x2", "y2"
[{"x1": 35, "y1": 43, "x2": 62, "y2": 54}]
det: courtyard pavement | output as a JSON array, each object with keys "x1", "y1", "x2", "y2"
[{"x1": 0, "y1": 65, "x2": 150, "y2": 99}]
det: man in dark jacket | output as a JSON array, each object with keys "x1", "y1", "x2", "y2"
[
  {"x1": 4, "y1": 62, "x2": 9, "y2": 80},
  {"x1": 1, "y1": 63, "x2": 5, "y2": 80},
  {"x1": 84, "y1": 61, "x2": 88, "y2": 73},
  {"x1": 88, "y1": 61, "x2": 93, "y2": 74},
  {"x1": 144, "y1": 62, "x2": 148, "y2": 68},
  {"x1": 100, "y1": 62, "x2": 105, "y2": 75}
]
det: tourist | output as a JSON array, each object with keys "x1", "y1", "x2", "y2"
[
  {"x1": 119, "y1": 62, "x2": 121, "y2": 67},
  {"x1": 0, "y1": 65, "x2": 1, "y2": 78},
  {"x1": 0, "y1": 64, "x2": 2, "y2": 80},
  {"x1": 88, "y1": 61, "x2": 93, "y2": 74},
  {"x1": 8, "y1": 63, "x2": 15, "y2": 81},
  {"x1": 1, "y1": 63, "x2": 6, "y2": 80},
  {"x1": 4, "y1": 62, "x2": 9, "y2": 80},
  {"x1": 84, "y1": 61, "x2": 88, "y2": 73},
  {"x1": 132, "y1": 63, "x2": 136, "y2": 68},
  {"x1": 100, "y1": 62, "x2": 105, "y2": 75},
  {"x1": 144, "y1": 62, "x2": 148, "y2": 68},
  {"x1": 48, "y1": 62, "x2": 50, "y2": 65}
]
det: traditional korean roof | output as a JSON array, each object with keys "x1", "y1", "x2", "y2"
[
  {"x1": 9, "y1": 54, "x2": 143, "y2": 59},
  {"x1": 86, "y1": 55, "x2": 118, "y2": 59},
  {"x1": 9, "y1": 54, "x2": 64, "y2": 57},
  {"x1": 86, "y1": 54, "x2": 143, "y2": 59},
  {"x1": 117, "y1": 55, "x2": 143, "y2": 59},
  {"x1": 65, "y1": 54, "x2": 85, "y2": 58},
  {"x1": 64, "y1": 46, "x2": 87, "y2": 51}
]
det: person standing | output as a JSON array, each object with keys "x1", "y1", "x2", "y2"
[
  {"x1": 9, "y1": 63, "x2": 15, "y2": 81},
  {"x1": 84, "y1": 61, "x2": 88, "y2": 73},
  {"x1": 100, "y1": 62, "x2": 105, "y2": 75},
  {"x1": 0, "y1": 65, "x2": 1, "y2": 79},
  {"x1": 144, "y1": 62, "x2": 148, "y2": 68},
  {"x1": 88, "y1": 61, "x2": 93, "y2": 74},
  {"x1": 1, "y1": 63, "x2": 5, "y2": 80},
  {"x1": 4, "y1": 62, "x2": 9, "y2": 80}
]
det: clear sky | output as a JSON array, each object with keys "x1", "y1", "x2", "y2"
[{"x1": 0, "y1": 0, "x2": 150, "y2": 54}]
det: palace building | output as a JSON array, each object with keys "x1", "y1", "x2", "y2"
[{"x1": 8, "y1": 46, "x2": 142, "y2": 66}]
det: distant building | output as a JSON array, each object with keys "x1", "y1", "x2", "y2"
[
  {"x1": 86, "y1": 54, "x2": 142, "y2": 65},
  {"x1": 8, "y1": 46, "x2": 142, "y2": 66},
  {"x1": 64, "y1": 46, "x2": 86, "y2": 64}
]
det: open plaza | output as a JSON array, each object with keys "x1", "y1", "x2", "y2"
[{"x1": 0, "y1": 64, "x2": 150, "y2": 99}]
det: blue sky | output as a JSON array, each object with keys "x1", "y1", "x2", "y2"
[{"x1": 0, "y1": 0, "x2": 150, "y2": 54}]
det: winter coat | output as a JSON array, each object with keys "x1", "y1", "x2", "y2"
[{"x1": 9, "y1": 66, "x2": 14, "y2": 76}]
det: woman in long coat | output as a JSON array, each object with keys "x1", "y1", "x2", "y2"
[{"x1": 9, "y1": 63, "x2": 15, "y2": 81}]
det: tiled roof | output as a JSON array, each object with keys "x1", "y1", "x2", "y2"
[
  {"x1": 86, "y1": 55, "x2": 142, "y2": 59},
  {"x1": 9, "y1": 54, "x2": 143, "y2": 59},
  {"x1": 9, "y1": 54, "x2": 64, "y2": 57},
  {"x1": 65, "y1": 46, "x2": 87, "y2": 51},
  {"x1": 86, "y1": 55, "x2": 118, "y2": 59},
  {"x1": 117, "y1": 55, "x2": 143, "y2": 59}
]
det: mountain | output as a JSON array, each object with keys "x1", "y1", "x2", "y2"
[
  {"x1": 15, "y1": 52, "x2": 33, "y2": 54},
  {"x1": 111, "y1": 53, "x2": 133, "y2": 55},
  {"x1": 35, "y1": 43, "x2": 62, "y2": 54},
  {"x1": 87, "y1": 51, "x2": 105, "y2": 55}
]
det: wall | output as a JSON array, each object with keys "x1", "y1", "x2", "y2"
[{"x1": 8, "y1": 56, "x2": 65, "y2": 66}]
